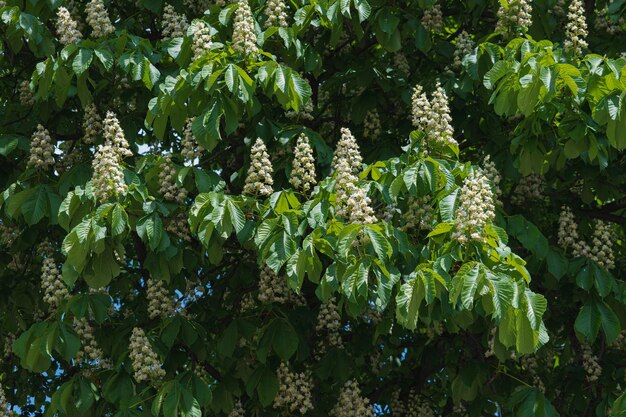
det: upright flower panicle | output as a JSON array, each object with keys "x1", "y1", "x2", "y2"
[
  {"x1": 495, "y1": 0, "x2": 532, "y2": 36},
  {"x1": 28, "y1": 124, "x2": 55, "y2": 170},
  {"x1": 162, "y1": 4, "x2": 189, "y2": 39},
  {"x1": 82, "y1": 103, "x2": 102, "y2": 144},
  {"x1": 258, "y1": 265, "x2": 305, "y2": 305},
  {"x1": 453, "y1": 169, "x2": 495, "y2": 244},
  {"x1": 228, "y1": 401, "x2": 245, "y2": 417},
  {"x1": 181, "y1": 118, "x2": 204, "y2": 164},
  {"x1": 103, "y1": 111, "x2": 132, "y2": 157},
  {"x1": 273, "y1": 362, "x2": 314, "y2": 414},
  {"x1": 19, "y1": 80, "x2": 34, "y2": 106},
  {"x1": 158, "y1": 156, "x2": 187, "y2": 202},
  {"x1": 56, "y1": 7, "x2": 82, "y2": 45},
  {"x1": 40, "y1": 241, "x2": 69, "y2": 311},
  {"x1": 332, "y1": 128, "x2": 362, "y2": 174},
  {"x1": 315, "y1": 298, "x2": 343, "y2": 357},
  {"x1": 393, "y1": 53, "x2": 410, "y2": 76},
  {"x1": 183, "y1": 0, "x2": 212, "y2": 15},
  {"x1": 564, "y1": 0, "x2": 588, "y2": 55},
  {"x1": 85, "y1": 0, "x2": 115, "y2": 38},
  {"x1": 147, "y1": 279, "x2": 176, "y2": 319},
  {"x1": 401, "y1": 195, "x2": 434, "y2": 232},
  {"x1": 481, "y1": 155, "x2": 502, "y2": 205},
  {"x1": 73, "y1": 317, "x2": 111, "y2": 369},
  {"x1": 452, "y1": 31, "x2": 473, "y2": 69},
  {"x1": 0, "y1": 384, "x2": 9, "y2": 416},
  {"x1": 232, "y1": 0, "x2": 258, "y2": 56},
  {"x1": 192, "y1": 21, "x2": 212, "y2": 60},
  {"x1": 129, "y1": 327, "x2": 166, "y2": 383},
  {"x1": 92, "y1": 112, "x2": 131, "y2": 202},
  {"x1": 411, "y1": 83, "x2": 457, "y2": 148},
  {"x1": 243, "y1": 138, "x2": 274, "y2": 196},
  {"x1": 363, "y1": 110, "x2": 381, "y2": 141},
  {"x1": 422, "y1": 4, "x2": 443, "y2": 32},
  {"x1": 264, "y1": 0, "x2": 288, "y2": 28},
  {"x1": 330, "y1": 380, "x2": 373, "y2": 417},
  {"x1": 289, "y1": 133, "x2": 317, "y2": 193},
  {"x1": 511, "y1": 174, "x2": 546, "y2": 205}
]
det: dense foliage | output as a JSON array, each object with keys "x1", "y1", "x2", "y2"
[{"x1": 0, "y1": 0, "x2": 625, "y2": 416}]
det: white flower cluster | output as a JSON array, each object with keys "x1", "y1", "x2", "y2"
[
  {"x1": 581, "y1": 343, "x2": 602, "y2": 382},
  {"x1": 162, "y1": 4, "x2": 189, "y2": 39},
  {"x1": 285, "y1": 100, "x2": 314, "y2": 121},
  {"x1": 239, "y1": 293, "x2": 256, "y2": 312},
  {"x1": 411, "y1": 83, "x2": 457, "y2": 148},
  {"x1": 129, "y1": 327, "x2": 166, "y2": 383},
  {"x1": 166, "y1": 212, "x2": 192, "y2": 242},
  {"x1": 422, "y1": 4, "x2": 443, "y2": 32},
  {"x1": 332, "y1": 128, "x2": 362, "y2": 175},
  {"x1": 315, "y1": 298, "x2": 343, "y2": 357},
  {"x1": 394, "y1": 53, "x2": 410, "y2": 76},
  {"x1": 511, "y1": 174, "x2": 545, "y2": 205},
  {"x1": 595, "y1": 8, "x2": 624, "y2": 35},
  {"x1": 19, "y1": 80, "x2": 33, "y2": 106},
  {"x1": 289, "y1": 133, "x2": 317, "y2": 193},
  {"x1": 40, "y1": 244, "x2": 68, "y2": 311},
  {"x1": 330, "y1": 380, "x2": 373, "y2": 417},
  {"x1": 2, "y1": 333, "x2": 15, "y2": 359},
  {"x1": 56, "y1": 7, "x2": 82, "y2": 45},
  {"x1": 264, "y1": 0, "x2": 288, "y2": 28},
  {"x1": 520, "y1": 355, "x2": 545, "y2": 393},
  {"x1": 484, "y1": 327, "x2": 496, "y2": 358},
  {"x1": 400, "y1": 196, "x2": 434, "y2": 232},
  {"x1": 452, "y1": 31, "x2": 473, "y2": 69},
  {"x1": 85, "y1": 0, "x2": 115, "y2": 38},
  {"x1": 82, "y1": 103, "x2": 102, "y2": 144},
  {"x1": 588, "y1": 220, "x2": 616, "y2": 270},
  {"x1": 159, "y1": 156, "x2": 187, "y2": 202},
  {"x1": 0, "y1": 222, "x2": 18, "y2": 247},
  {"x1": 363, "y1": 110, "x2": 381, "y2": 141},
  {"x1": 564, "y1": 0, "x2": 588, "y2": 55},
  {"x1": 331, "y1": 128, "x2": 377, "y2": 224},
  {"x1": 181, "y1": 118, "x2": 204, "y2": 164},
  {"x1": 452, "y1": 402, "x2": 468, "y2": 416},
  {"x1": 0, "y1": 384, "x2": 9, "y2": 416},
  {"x1": 73, "y1": 317, "x2": 111, "y2": 369},
  {"x1": 232, "y1": 0, "x2": 258, "y2": 56},
  {"x1": 228, "y1": 400, "x2": 245, "y2": 417},
  {"x1": 405, "y1": 390, "x2": 434, "y2": 417},
  {"x1": 28, "y1": 124, "x2": 55, "y2": 170},
  {"x1": 273, "y1": 362, "x2": 314, "y2": 414},
  {"x1": 243, "y1": 138, "x2": 274, "y2": 196},
  {"x1": 453, "y1": 170, "x2": 495, "y2": 244},
  {"x1": 192, "y1": 21, "x2": 212, "y2": 60},
  {"x1": 482, "y1": 155, "x2": 502, "y2": 205},
  {"x1": 183, "y1": 0, "x2": 212, "y2": 15},
  {"x1": 390, "y1": 390, "x2": 406, "y2": 415},
  {"x1": 147, "y1": 279, "x2": 176, "y2": 319},
  {"x1": 258, "y1": 265, "x2": 305, "y2": 305},
  {"x1": 495, "y1": 0, "x2": 532, "y2": 36},
  {"x1": 557, "y1": 206, "x2": 586, "y2": 255},
  {"x1": 93, "y1": 111, "x2": 132, "y2": 201}
]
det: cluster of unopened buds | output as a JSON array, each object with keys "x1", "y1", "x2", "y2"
[
  {"x1": 400, "y1": 195, "x2": 434, "y2": 232},
  {"x1": 405, "y1": 389, "x2": 435, "y2": 417},
  {"x1": 273, "y1": 362, "x2": 314, "y2": 414},
  {"x1": 452, "y1": 31, "x2": 473, "y2": 69},
  {"x1": 258, "y1": 265, "x2": 305, "y2": 305},
  {"x1": 581, "y1": 343, "x2": 602, "y2": 382},
  {"x1": 564, "y1": 0, "x2": 588, "y2": 55},
  {"x1": 3, "y1": 333, "x2": 15, "y2": 359},
  {"x1": 85, "y1": 0, "x2": 115, "y2": 38},
  {"x1": 363, "y1": 110, "x2": 381, "y2": 141},
  {"x1": 28, "y1": 124, "x2": 55, "y2": 170},
  {"x1": 330, "y1": 380, "x2": 373, "y2": 417},
  {"x1": 82, "y1": 104, "x2": 102, "y2": 144},
  {"x1": 588, "y1": 220, "x2": 616, "y2": 270},
  {"x1": 421, "y1": 4, "x2": 443, "y2": 32},
  {"x1": 228, "y1": 400, "x2": 245, "y2": 417},
  {"x1": 73, "y1": 317, "x2": 112, "y2": 370},
  {"x1": 232, "y1": 0, "x2": 258, "y2": 56},
  {"x1": 162, "y1": 3, "x2": 189, "y2": 39},
  {"x1": 595, "y1": 8, "x2": 624, "y2": 35},
  {"x1": 166, "y1": 212, "x2": 192, "y2": 242},
  {"x1": 181, "y1": 118, "x2": 204, "y2": 164},
  {"x1": 183, "y1": 0, "x2": 213, "y2": 15},
  {"x1": 19, "y1": 80, "x2": 33, "y2": 106},
  {"x1": 159, "y1": 156, "x2": 187, "y2": 202},
  {"x1": 484, "y1": 327, "x2": 496, "y2": 358},
  {"x1": 394, "y1": 53, "x2": 410, "y2": 76},
  {"x1": 0, "y1": 222, "x2": 18, "y2": 247},
  {"x1": 243, "y1": 138, "x2": 274, "y2": 196},
  {"x1": 147, "y1": 279, "x2": 176, "y2": 319},
  {"x1": 40, "y1": 241, "x2": 69, "y2": 311},
  {"x1": 289, "y1": 133, "x2": 317, "y2": 193},
  {"x1": 285, "y1": 100, "x2": 314, "y2": 121},
  {"x1": 495, "y1": 0, "x2": 532, "y2": 36},
  {"x1": 453, "y1": 169, "x2": 495, "y2": 244},
  {"x1": 511, "y1": 174, "x2": 546, "y2": 205},
  {"x1": 314, "y1": 298, "x2": 343, "y2": 359},
  {"x1": 264, "y1": 0, "x2": 288, "y2": 28},
  {"x1": 129, "y1": 327, "x2": 166, "y2": 383},
  {"x1": 558, "y1": 207, "x2": 615, "y2": 270}
]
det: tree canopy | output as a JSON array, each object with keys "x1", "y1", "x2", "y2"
[{"x1": 0, "y1": 0, "x2": 625, "y2": 416}]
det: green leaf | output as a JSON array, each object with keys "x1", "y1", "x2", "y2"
[
  {"x1": 273, "y1": 319, "x2": 298, "y2": 361},
  {"x1": 111, "y1": 204, "x2": 128, "y2": 237},
  {"x1": 597, "y1": 300, "x2": 621, "y2": 344},
  {"x1": 575, "y1": 301, "x2": 601, "y2": 343},
  {"x1": 72, "y1": 48, "x2": 93, "y2": 76},
  {"x1": 365, "y1": 225, "x2": 391, "y2": 261},
  {"x1": 256, "y1": 367, "x2": 279, "y2": 407}
]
